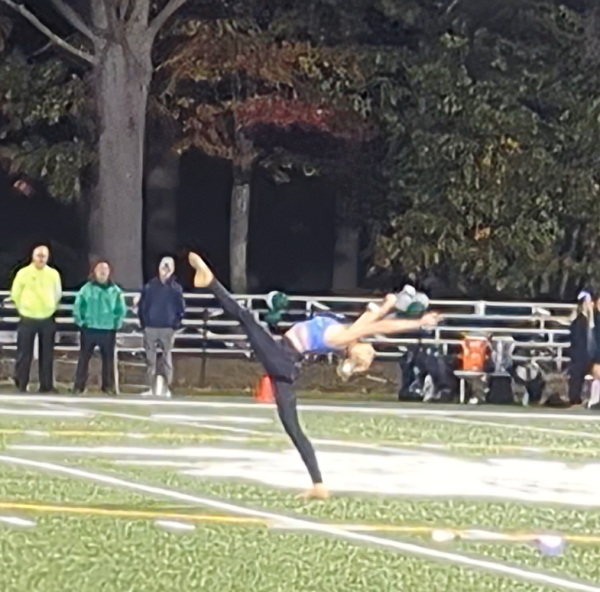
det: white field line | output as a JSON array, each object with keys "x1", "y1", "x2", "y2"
[
  {"x1": 1, "y1": 394, "x2": 600, "y2": 422},
  {"x1": 151, "y1": 415, "x2": 272, "y2": 424},
  {"x1": 7, "y1": 445, "x2": 278, "y2": 459},
  {"x1": 15, "y1": 399, "x2": 598, "y2": 457},
  {"x1": 430, "y1": 416, "x2": 600, "y2": 440},
  {"x1": 26, "y1": 401, "x2": 412, "y2": 455},
  {"x1": 9, "y1": 428, "x2": 600, "y2": 458},
  {"x1": 0, "y1": 455, "x2": 599, "y2": 592},
  {"x1": 0, "y1": 515, "x2": 36, "y2": 527},
  {"x1": 0, "y1": 408, "x2": 90, "y2": 417},
  {"x1": 154, "y1": 520, "x2": 195, "y2": 532},
  {"x1": 6, "y1": 443, "x2": 404, "y2": 458},
  {"x1": 153, "y1": 419, "x2": 403, "y2": 453}
]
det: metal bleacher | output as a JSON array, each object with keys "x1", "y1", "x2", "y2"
[{"x1": 0, "y1": 290, "x2": 576, "y2": 391}]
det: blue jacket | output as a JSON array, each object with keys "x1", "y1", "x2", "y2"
[{"x1": 138, "y1": 277, "x2": 185, "y2": 329}]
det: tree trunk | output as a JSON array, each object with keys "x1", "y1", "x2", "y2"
[
  {"x1": 332, "y1": 193, "x2": 359, "y2": 291},
  {"x1": 145, "y1": 148, "x2": 179, "y2": 277},
  {"x1": 229, "y1": 164, "x2": 251, "y2": 293},
  {"x1": 89, "y1": 39, "x2": 152, "y2": 289}
]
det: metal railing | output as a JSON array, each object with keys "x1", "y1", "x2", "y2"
[{"x1": 0, "y1": 290, "x2": 576, "y2": 390}]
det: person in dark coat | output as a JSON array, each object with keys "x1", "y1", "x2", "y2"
[
  {"x1": 568, "y1": 290, "x2": 600, "y2": 406},
  {"x1": 137, "y1": 257, "x2": 185, "y2": 397}
]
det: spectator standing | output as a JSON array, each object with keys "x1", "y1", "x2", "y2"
[
  {"x1": 10, "y1": 245, "x2": 62, "y2": 393},
  {"x1": 568, "y1": 290, "x2": 600, "y2": 406},
  {"x1": 73, "y1": 261, "x2": 126, "y2": 394},
  {"x1": 138, "y1": 257, "x2": 185, "y2": 397}
]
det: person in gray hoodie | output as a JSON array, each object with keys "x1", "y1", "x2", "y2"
[{"x1": 137, "y1": 257, "x2": 185, "y2": 397}]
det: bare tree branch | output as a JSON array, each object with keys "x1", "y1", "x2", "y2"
[
  {"x1": 119, "y1": 0, "x2": 132, "y2": 20},
  {"x1": 50, "y1": 0, "x2": 97, "y2": 42},
  {"x1": 0, "y1": 0, "x2": 96, "y2": 63},
  {"x1": 90, "y1": 0, "x2": 108, "y2": 31},
  {"x1": 101, "y1": 0, "x2": 120, "y2": 33},
  {"x1": 146, "y1": 0, "x2": 188, "y2": 41},
  {"x1": 130, "y1": 0, "x2": 150, "y2": 28},
  {"x1": 29, "y1": 39, "x2": 54, "y2": 57}
]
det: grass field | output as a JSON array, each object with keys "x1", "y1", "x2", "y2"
[{"x1": 0, "y1": 393, "x2": 599, "y2": 592}]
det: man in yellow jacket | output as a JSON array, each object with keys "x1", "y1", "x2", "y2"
[{"x1": 10, "y1": 245, "x2": 62, "y2": 393}]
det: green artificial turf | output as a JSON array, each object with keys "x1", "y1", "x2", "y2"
[
  {"x1": 1, "y1": 396, "x2": 600, "y2": 591},
  {"x1": 0, "y1": 514, "x2": 554, "y2": 592}
]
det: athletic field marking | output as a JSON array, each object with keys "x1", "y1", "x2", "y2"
[
  {"x1": 0, "y1": 515, "x2": 36, "y2": 527},
  {"x1": 154, "y1": 520, "x2": 195, "y2": 532},
  {"x1": 0, "y1": 428, "x2": 252, "y2": 442},
  {"x1": 28, "y1": 398, "x2": 600, "y2": 450},
  {"x1": 166, "y1": 420, "x2": 406, "y2": 454},
  {"x1": 29, "y1": 401, "x2": 417, "y2": 455},
  {"x1": 115, "y1": 447, "x2": 600, "y2": 505},
  {"x1": 0, "y1": 501, "x2": 264, "y2": 525},
  {"x1": 6, "y1": 434, "x2": 430, "y2": 457},
  {"x1": 182, "y1": 422, "x2": 273, "y2": 437},
  {"x1": 2, "y1": 394, "x2": 600, "y2": 421},
  {"x1": 33, "y1": 399, "x2": 284, "y2": 441},
  {"x1": 0, "y1": 408, "x2": 90, "y2": 417},
  {"x1": 0, "y1": 455, "x2": 598, "y2": 592},
  {"x1": 1, "y1": 500, "x2": 598, "y2": 543},
  {"x1": 151, "y1": 414, "x2": 272, "y2": 424},
  {"x1": 8, "y1": 442, "x2": 406, "y2": 458},
  {"x1": 14, "y1": 399, "x2": 600, "y2": 467},
  {"x1": 2, "y1": 427, "x2": 599, "y2": 456},
  {"x1": 16, "y1": 398, "x2": 600, "y2": 458},
  {"x1": 8, "y1": 444, "x2": 276, "y2": 459},
  {"x1": 434, "y1": 416, "x2": 600, "y2": 440}
]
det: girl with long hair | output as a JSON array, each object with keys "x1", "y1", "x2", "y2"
[{"x1": 188, "y1": 252, "x2": 441, "y2": 499}]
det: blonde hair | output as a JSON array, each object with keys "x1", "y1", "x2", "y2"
[{"x1": 337, "y1": 343, "x2": 375, "y2": 381}]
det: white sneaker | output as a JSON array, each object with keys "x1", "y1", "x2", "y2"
[
  {"x1": 154, "y1": 375, "x2": 167, "y2": 397},
  {"x1": 164, "y1": 389, "x2": 172, "y2": 399},
  {"x1": 140, "y1": 389, "x2": 155, "y2": 397}
]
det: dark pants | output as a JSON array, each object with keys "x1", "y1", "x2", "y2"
[
  {"x1": 15, "y1": 317, "x2": 56, "y2": 392},
  {"x1": 208, "y1": 279, "x2": 323, "y2": 484},
  {"x1": 569, "y1": 362, "x2": 589, "y2": 405},
  {"x1": 74, "y1": 329, "x2": 116, "y2": 393}
]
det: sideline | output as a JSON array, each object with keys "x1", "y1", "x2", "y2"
[{"x1": 1, "y1": 394, "x2": 600, "y2": 422}]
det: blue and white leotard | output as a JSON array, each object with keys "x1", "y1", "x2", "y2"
[{"x1": 287, "y1": 314, "x2": 346, "y2": 355}]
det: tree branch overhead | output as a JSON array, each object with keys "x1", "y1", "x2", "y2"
[
  {"x1": 50, "y1": 0, "x2": 97, "y2": 42},
  {"x1": 147, "y1": 0, "x2": 188, "y2": 41},
  {"x1": 0, "y1": 0, "x2": 96, "y2": 63},
  {"x1": 129, "y1": 0, "x2": 150, "y2": 28}
]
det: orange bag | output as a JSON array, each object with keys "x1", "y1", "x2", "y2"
[{"x1": 461, "y1": 336, "x2": 489, "y2": 372}]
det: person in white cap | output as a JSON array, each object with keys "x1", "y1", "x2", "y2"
[{"x1": 137, "y1": 256, "x2": 185, "y2": 397}]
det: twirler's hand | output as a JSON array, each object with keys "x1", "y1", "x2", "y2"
[
  {"x1": 421, "y1": 312, "x2": 442, "y2": 326},
  {"x1": 383, "y1": 293, "x2": 397, "y2": 310}
]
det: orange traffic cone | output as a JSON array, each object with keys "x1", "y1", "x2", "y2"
[{"x1": 254, "y1": 375, "x2": 274, "y2": 403}]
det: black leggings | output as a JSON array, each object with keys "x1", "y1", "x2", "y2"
[{"x1": 208, "y1": 280, "x2": 323, "y2": 484}]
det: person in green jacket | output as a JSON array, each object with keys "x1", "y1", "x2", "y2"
[{"x1": 73, "y1": 261, "x2": 127, "y2": 394}]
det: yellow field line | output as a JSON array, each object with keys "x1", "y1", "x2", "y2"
[
  {"x1": 0, "y1": 429, "x2": 240, "y2": 440},
  {"x1": 0, "y1": 501, "x2": 599, "y2": 543},
  {"x1": 1, "y1": 428, "x2": 599, "y2": 455},
  {"x1": 0, "y1": 501, "x2": 265, "y2": 525}
]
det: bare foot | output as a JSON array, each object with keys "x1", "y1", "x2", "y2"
[
  {"x1": 299, "y1": 484, "x2": 330, "y2": 500},
  {"x1": 188, "y1": 252, "x2": 214, "y2": 288}
]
